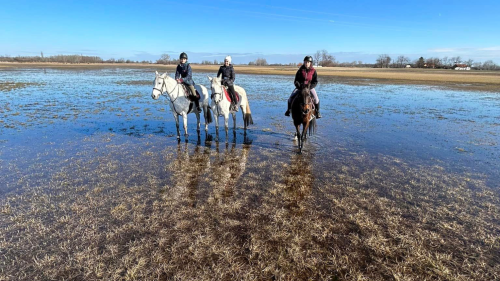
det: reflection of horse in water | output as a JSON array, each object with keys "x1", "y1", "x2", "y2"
[
  {"x1": 169, "y1": 142, "x2": 211, "y2": 207},
  {"x1": 291, "y1": 84, "x2": 317, "y2": 154},
  {"x1": 209, "y1": 142, "x2": 251, "y2": 203},
  {"x1": 152, "y1": 71, "x2": 213, "y2": 141},
  {"x1": 282, "y1": 151, "x2": 314, "y2": 213}
]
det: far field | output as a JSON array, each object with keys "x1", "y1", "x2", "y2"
[{"x1": 1, "y1": 62, "x2": 499, "y2": 92}]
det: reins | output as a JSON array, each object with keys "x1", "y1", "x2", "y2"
[{"x1": 155, "y1": 78, "x2": 183, "y2": 115}]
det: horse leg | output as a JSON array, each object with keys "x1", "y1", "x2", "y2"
[
  {"x1": 203, "y1": 105, "x2": 208, "y2": 132},
  {"x1": 241, "y1": 105, "x2": 247, "y2": 130},
  {"x1": 232, "y1": 112, "x2": 237, "y2": 131},
  {"x1": 224, "y1": 113, "x2": 229, "y2": 141},
  {"x1": 175, "y1": 114, "x2": 181, "y2": 141},
  {"x1": 302, "y1": 122, "x2": 309, "y2": 142},
  {"x1": 196, "y1": 112, "x2": 201, "y2": 135},
  {"x1": 296, "y1": 125, "x2": 302, "y2": 154},
  {"x1": 182, "y1": 113, "x2": 188, "y2": 139}
]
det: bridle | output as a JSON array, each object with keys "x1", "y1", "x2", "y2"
[{"x1": 153, "y1": 76, "x2": 182, "y2": 114}]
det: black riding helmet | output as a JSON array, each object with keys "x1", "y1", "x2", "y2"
[
  {"x1": 179, "y1": 52, "x2": 188, "y2": 60},
  {"x1": 303, "y1": 56, "x2": 313, "y2": 62}
]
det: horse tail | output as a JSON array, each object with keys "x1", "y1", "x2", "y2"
[
  {"x1": 244, "y1": 100, "x2": 254, "y2": 127},
  {"x1": 205, "y1": 105, "x2": 213, "y2": 124},
  {"x1": 308, "y1": 118, "x2": 316, "y2": 136}
]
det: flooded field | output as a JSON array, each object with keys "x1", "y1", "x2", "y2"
[{"x1": 1, "y1": 67, "x2": 499, "y2": 280}]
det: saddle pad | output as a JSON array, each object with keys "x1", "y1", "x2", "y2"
[
  {"x1": 181, "y1": 84, "x2": 200, "y2": 100},
  {"x1": 223, "y1": 87, "x2": 240, "y2": 103}
]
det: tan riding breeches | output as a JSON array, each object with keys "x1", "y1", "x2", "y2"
[{"x1": 187, "y1": 85, "x2": 197, "y2": 97}]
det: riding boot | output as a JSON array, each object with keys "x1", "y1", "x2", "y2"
[
  {"x1": 229, "y1": 88, "x2": 238, "y2": 112},
  {"x1": 315, "y1": 101, "x2": 322, "y2": 119},
  {"x1": 194, "y1": 99, "x2": 201, "y2": 112},
  {"x1": 285, "y1": 100, "x2": 291, "y2": 116},
  {"x1": 188, "y1": 85, "x2": 201, "y2": 112}
]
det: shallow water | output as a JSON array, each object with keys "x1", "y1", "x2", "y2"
[
  {"x1": 2, "y1": 67, "x2": 500, "y2": 280},
  {"x1": 1, "y1": 67, "x2": 499, "y2": 195}
]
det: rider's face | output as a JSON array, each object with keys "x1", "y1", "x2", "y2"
[
  {"x1": 180, "y1": 58, "x2": 187, "y2": 64},
  {"x1": 224, "y1": 60, "x2": 230, "y2": 66},
  {"x1": 304, "y1": 61, "x2": 312, "y2": 68}
]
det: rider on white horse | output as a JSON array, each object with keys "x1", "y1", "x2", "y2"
[
  {"x1": 176, "y1": 52, "x2": 201, "y2": 112},
  {"x1": 217, "y1": 56, "x2": 239, "y2": 112},
  {"x1": 285, "y1": 56, "x2": 321, "y2": 119}
]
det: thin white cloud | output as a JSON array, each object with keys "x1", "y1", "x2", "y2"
[
  {"x1": 428, "y1": 48, "x2": 456, "y2": 53},
  {"x1": 478, "y1": 46, "x2": 500, "y2": 51}
]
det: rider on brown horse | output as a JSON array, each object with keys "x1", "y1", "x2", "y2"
[
  {"x1": 175, "y1": 52, "x2": 201, "y2": 112},
  {"x1": 285, "y1": 56, "x2": 321, "y2": 119}
]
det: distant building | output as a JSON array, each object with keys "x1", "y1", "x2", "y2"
[
  {"x1": 405, "y1": 64, "x2": 411, "y2": 68},
  {"x1": 453, "y1": 64, "x2": 470, "y2": 70}
]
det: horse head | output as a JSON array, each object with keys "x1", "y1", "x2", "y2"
[
  {"x1": 207, "y1": 74, "x2": 224, "y2": 103},
  {"x1": 300, "y1": 84, "x2": 312, "y2": 114},
  {"x1": 152, "y1": 71, "x2": 168, "y2": 100}
]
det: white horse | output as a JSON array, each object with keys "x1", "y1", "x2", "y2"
[
  {"x1": 152, "y1": 71, "x2": 212, "y2": 140},
  {"x1": 207, "y1": 75, "x2": 253, "y2": 138}
]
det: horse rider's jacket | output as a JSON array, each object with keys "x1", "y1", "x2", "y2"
[
  {"x1": 294, "y1": 65, "x2": 318, "y2": 89},
  {"x1": 175, "y1": 63, "x2": 195, "y2": 86},
  {"x1": 217, "y1": 64, "x2": 235, "y2": 87}
]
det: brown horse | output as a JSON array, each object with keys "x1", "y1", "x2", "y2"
[{"x1": 291, "y1": 84, "x2": 317, "y2": 153}]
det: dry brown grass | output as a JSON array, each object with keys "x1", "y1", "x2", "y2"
[
  {"x1": 2, "y1": 62, "x2": 499, "y2": 91},
  {"x1": 1, "y1": 138, "x2": 499, "y2": 280}
]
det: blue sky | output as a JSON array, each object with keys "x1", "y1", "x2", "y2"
[{"x1": 1, "y1": 0, "x2": 499, "y2": 64}]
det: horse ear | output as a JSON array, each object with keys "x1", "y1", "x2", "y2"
[
  {"x1": 217, "y1": 73, "x2": 222, "y2": 80},
  {"x1": 155, "y1": 71, "x2": 158, "y2": 76},
  {"x1": 207, "y1": 76, "x2": 212, "y2": 82}
]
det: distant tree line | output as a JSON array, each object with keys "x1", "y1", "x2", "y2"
[
  {"x1": 0, "y1": 54, "x2": 153, "y2": 64},
  {"x1": 375, "y1": 54, "x2": 500, "y2": 70}
]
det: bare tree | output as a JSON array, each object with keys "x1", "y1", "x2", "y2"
[
  {"x1": 313, "y1": 51, "x2": 321, "y2": 66},
  {"x1": 395, "y1": 55, "x2": 410, "y2": 68},
  {"x1": 472, "y1": 62, "x2": 482, "y2": 69},
  {"x1": 156, "y1": 54, "x2": 172, "y2": 65},
  {"x1": 450, "y1": 56, "x2": 462, "y2": 64},
  {"x1": 465, "y1": 59, "x2": 474, "y2": 67},
  {"x1": 319, "y1": 50, "x2": 336, "y2": 67},
  {"x1": 376, "y1": 54, "x2": 391, "y2": 68},
  {"x1": 482, "y1": 60, "x2": 498, "y2": 70},
  {"x1": 254, "y1": 58, "x2": 268, "y2": 66}
]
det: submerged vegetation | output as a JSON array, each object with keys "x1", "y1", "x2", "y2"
[{"x1": 1, "y1": 139, "x2": 499, "y2": 280}]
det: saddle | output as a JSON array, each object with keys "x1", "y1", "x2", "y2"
[
  {"x1": 181, "y1": 84, "x2": 200, "y2": 101},
  {"x1": 223, "y1": 87, "x2": 240, "y2": 103}
]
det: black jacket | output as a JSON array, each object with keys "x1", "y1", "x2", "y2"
[
  {"x1": 294, "y1": 65, "x2": 317, "y2": 89},
  {"x1": 217, "y1": 64, "x2": 235, "y2": 86}
]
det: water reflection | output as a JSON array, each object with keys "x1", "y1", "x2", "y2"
[
  {"x1": 170, "y1": 142, "x2": 211, "y2": 207},
  {"x1": 168, "y1": 139, "x2": 253, "y2": 207},
  {"x1": 209, "y1": 141, "x2": 251, "y2": 204},
  {"x1": 282, "y1": 151, "x2": 314, "y2": 215}
]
